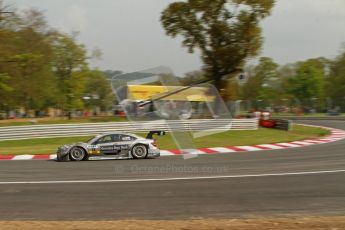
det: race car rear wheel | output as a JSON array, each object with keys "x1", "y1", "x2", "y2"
[
  {"x1": 131, "y1": 144, "x2": 148, "y2": 159},
  {"x1": 69, "y1": 147, "x2": 86, "y2": 161}
]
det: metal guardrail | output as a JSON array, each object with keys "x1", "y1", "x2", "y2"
[{"x1": 0, "y1": 119, "x2": 259, "y2": 141}]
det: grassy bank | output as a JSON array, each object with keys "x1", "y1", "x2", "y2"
[{"x1": 0, "y1": 125, "x2": 329, "y2": 155}]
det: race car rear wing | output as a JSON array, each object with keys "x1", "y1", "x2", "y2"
[{"x1": 146, "y1": 131, "x2": 166, "y2": 139}]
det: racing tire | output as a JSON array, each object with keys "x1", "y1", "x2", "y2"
[
  {"x1": 57, "y1": 153, "x2": 69, "y2": 162},
  {"x1": 69, "y1": 147, "x2": 87, "y2": 161},
  {"x1": 131, "y1": 144, "x2": 148, "y2": 159}
]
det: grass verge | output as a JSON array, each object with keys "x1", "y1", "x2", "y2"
[{"x1": 0, "y1": 124, "x2": 330, "y2": 155}]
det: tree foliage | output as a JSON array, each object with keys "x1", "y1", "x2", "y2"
[
  {"x1": 0, "y1": 3, "x2": 113, "y2": 117},
  {"x1": 161, "y1": 0, "x2": 275, "y2": 90},
  {"x1": 327, "y1": 50, "x2": 345, "y2": 111},
  {"x1": 84, "y1": 70, "x2": 114, "y2": 112},
  {"x1": 238, "y1": 57, "x2": 331, "y2": 111},
  {"x1": 242, "y1": 57, "x2": 279, "y2": 101},
  {"x1": 0, "y1": 73, "x2": 12, "y2": 92},
  {"x1": 285, "y1": 60, "x2": 325, "y2": 108},
  {"x1": 51, "y1": 34, "x2": 88, "y2": 112}
]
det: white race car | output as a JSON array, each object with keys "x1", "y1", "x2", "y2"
[{"x1": 56, "y1": 131, "x2": 165, "y2": 161}]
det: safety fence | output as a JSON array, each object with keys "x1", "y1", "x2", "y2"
[{"x1": 0, "y1": 119, "x2": 259, "y2": 141}]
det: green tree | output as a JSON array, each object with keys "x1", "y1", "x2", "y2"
[
  {"x1": 51, "y1": 33, "x2": 88, "y2": 117},
  {"x1": 0, "y1": 1, "x2": 17, "y2": 112},
  {"x1": 0, "y1": 0, "x2": 16, "y2": 27},
  {"x1": 181, "y1": 70, "x2": 205, "y2": 86},
  {"x1": 0, "y1": 8, "x2": 58, "y2": 114},
  {"x1": 0, "y1": 73, "x2": 13, "y2": 113},
  {"x1": 0, "y1": 73, "x2": 11, "y2": 91},
  {"x1": 10, "y1": 53, "x2": 56, "y2": 113},
  {"x1": 241, "y1": 57, "x2": 280, "y2": 108},
  {"x1": 161, "y1": 0, "x2": 275, "y2": 91},
  {"x1": 1, "y1": 3, "x2": 105, "y2": 118},
  {"x1": 285, "y1": 60, "x2": 325, "y2": 110},
  {"x1": 84, "y1": 70, "x2": 114, "y2": 112},
  {"x1": 327, "y1": 50, "x2": 345, "y2": 111}
]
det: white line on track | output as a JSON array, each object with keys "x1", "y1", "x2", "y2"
[{"x1": 1, "y1": 169, "x2": 345, "y2": 185}]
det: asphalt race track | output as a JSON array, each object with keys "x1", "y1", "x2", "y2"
[{"x1": 0, "y1": 120, "x2": 344, "y2": 220}]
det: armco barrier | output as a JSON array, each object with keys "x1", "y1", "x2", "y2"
[{"x1": 0, "y1": 119, "x2": 259, "y2": 141}]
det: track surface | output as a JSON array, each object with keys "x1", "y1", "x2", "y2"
[{"x1": 0, "y1": 120, "x2": 344, "y2": 220}]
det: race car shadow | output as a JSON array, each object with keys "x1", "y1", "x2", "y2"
[{"x1": 52, "y1": 157, "x2": 157, "y2": 162}]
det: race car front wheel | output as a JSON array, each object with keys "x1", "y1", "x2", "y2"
[
  {"x1": 69, "y1": 147, "x2": 87, "y2": 161},
  {"x1": 131, "y1": 144, "x2": 148, "y2": 159},
  {"x1": 57, "y1": 153, "x2": 69, "y2": 162}
]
